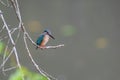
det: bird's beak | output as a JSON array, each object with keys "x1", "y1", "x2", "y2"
[{"x1": 49, "y1": 34, "x2": 55, "y2": 39}]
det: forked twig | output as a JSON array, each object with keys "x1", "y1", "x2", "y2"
[
  {"x1": 3, "y1": 66, "x2": 17, "y2": 72},
  {"x1": 2, "y1": 39, "x2": 10, "y2": 75},
  {"x1": 0, "y1": 10, "x2": 24, "y2": 80},
  {"x1": 0, "y1": 27, "x2": 19, "y2": 41},
  {"x1": 0, "y1": 0, "x2": 11, "y2": 7}
]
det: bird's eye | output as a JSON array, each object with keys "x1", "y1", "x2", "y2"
[{"x1": 47, "y1": 32, "x2": 49, "y2": 34}]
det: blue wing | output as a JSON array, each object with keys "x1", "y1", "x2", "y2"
[
  {"x1": 36, "y1": 34, "x2": 44, "y2": 49},
  {"x1": 36, "y1": 34, "x2": 44, "y2": 45}
]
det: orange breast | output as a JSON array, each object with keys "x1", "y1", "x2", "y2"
[{"x1": 40, "y1": 35, "x2": 49, "y2": 46}]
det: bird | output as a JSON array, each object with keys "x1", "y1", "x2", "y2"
[{"x1": 36, "y1": 29, "x2": 55, "y2": 49}]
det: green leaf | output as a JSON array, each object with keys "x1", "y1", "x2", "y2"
[
  {"x1": 0, "y1": 41, "x2": 4, "y2": 55},
  {"x1": 31, "y1": 73, "x2": 48, "y2": 80},
  {"x1": 9, "y1": 67, "x2": 48, "y2": 80}
]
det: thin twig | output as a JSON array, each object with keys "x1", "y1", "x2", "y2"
[
  {"x1": 24, "y1": 33, "x2": 51, "y2": 80},
  {"x1": 0, "y1": 25, "x2": 5, "y2": 33},
  {"x1": 2, "y1": 39, "x2": 10, "y2": 75},
  {"x1": 15, "y1": 28, "x2": 21, "y2": 43},
  {"x1": 10, "y1": 27, "x2": 19, "y2": 33},
  {"x1": 0, "y1": 45, "x2": 13, "y2": 70},
  {"x1": 40, "y1": 44, "x2": 64, "y2": 49},
  {"x1": 0, "y1": 27, "x2": 19, "y2": 41},
  {"x1": 3, "y1": 66, "x2": 17, "y2": 72},
  {"x1": 0, "y1": 0, "x2": 12, "y2": 7}
]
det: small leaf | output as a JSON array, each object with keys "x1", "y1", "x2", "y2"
[{"x1": 0, "y1": 41, "x2": 5, "y2": 55}]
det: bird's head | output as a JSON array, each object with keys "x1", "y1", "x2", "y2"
[{"x1": 44, "y1": 29, "x2": 55, "y2": 39}]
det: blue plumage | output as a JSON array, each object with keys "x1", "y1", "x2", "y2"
[{"x1": 36, "y1": 34, "x2": 44, "y2": 49}]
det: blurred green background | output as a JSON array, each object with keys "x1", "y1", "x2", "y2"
[{"x1": 0, "y1": 0, "x2": 120, "y2": 80}]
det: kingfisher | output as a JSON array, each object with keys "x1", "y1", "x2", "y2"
[{"x1": 36, "y1": 29, "x2": 55, "y2": 49}]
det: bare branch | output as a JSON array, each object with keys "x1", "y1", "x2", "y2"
[
  {"x1": 2, "y1": 39, "x2": 10, "y2": 75},
  {"x1": 0, "y1": 0, "x2": 11, "y2": 7},
  {"x1": 10, "y1": 27, "x2": 19, "y2": 33},
  {"x1": 0, "y1": 25, "x2": 5, "y2": 33},
  {"x1": 0, "y1": 10, "x2": 24, "y2": 80},
  {"x1": 0, "y1": 47, "x2": 13, "y2": 69},
  {"x1": 24, "y1": 33, "x2": 52, "y2": 80},
  {"x1": 0, "y1": 27, "x2": 19, "y2": 41},
  {"x1": 40, "y1": 44, "x2": 64, "y2": 49},
  {"x1": 15, "y1": 28, "x2": 21, "y2": 43},
  {"x1": 3, "y1": 66, "x2": 17, "y2": 72}
]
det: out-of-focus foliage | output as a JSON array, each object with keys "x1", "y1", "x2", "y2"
[
  {"x1": 9, "y1": 67, "x2": 48, "y2": 80},
  {"x1": 26, "y1": 21, "x2": 42, "y2": 33},
  {"x1": 0, "y1": 41, "x2": 5, "y2": 55},
  {"x1": 61, "y1": 25, "x2": 76, "y2": 37},
  {"x1": 96, "y1": 37, "x2": 108, "y2": 49}
]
